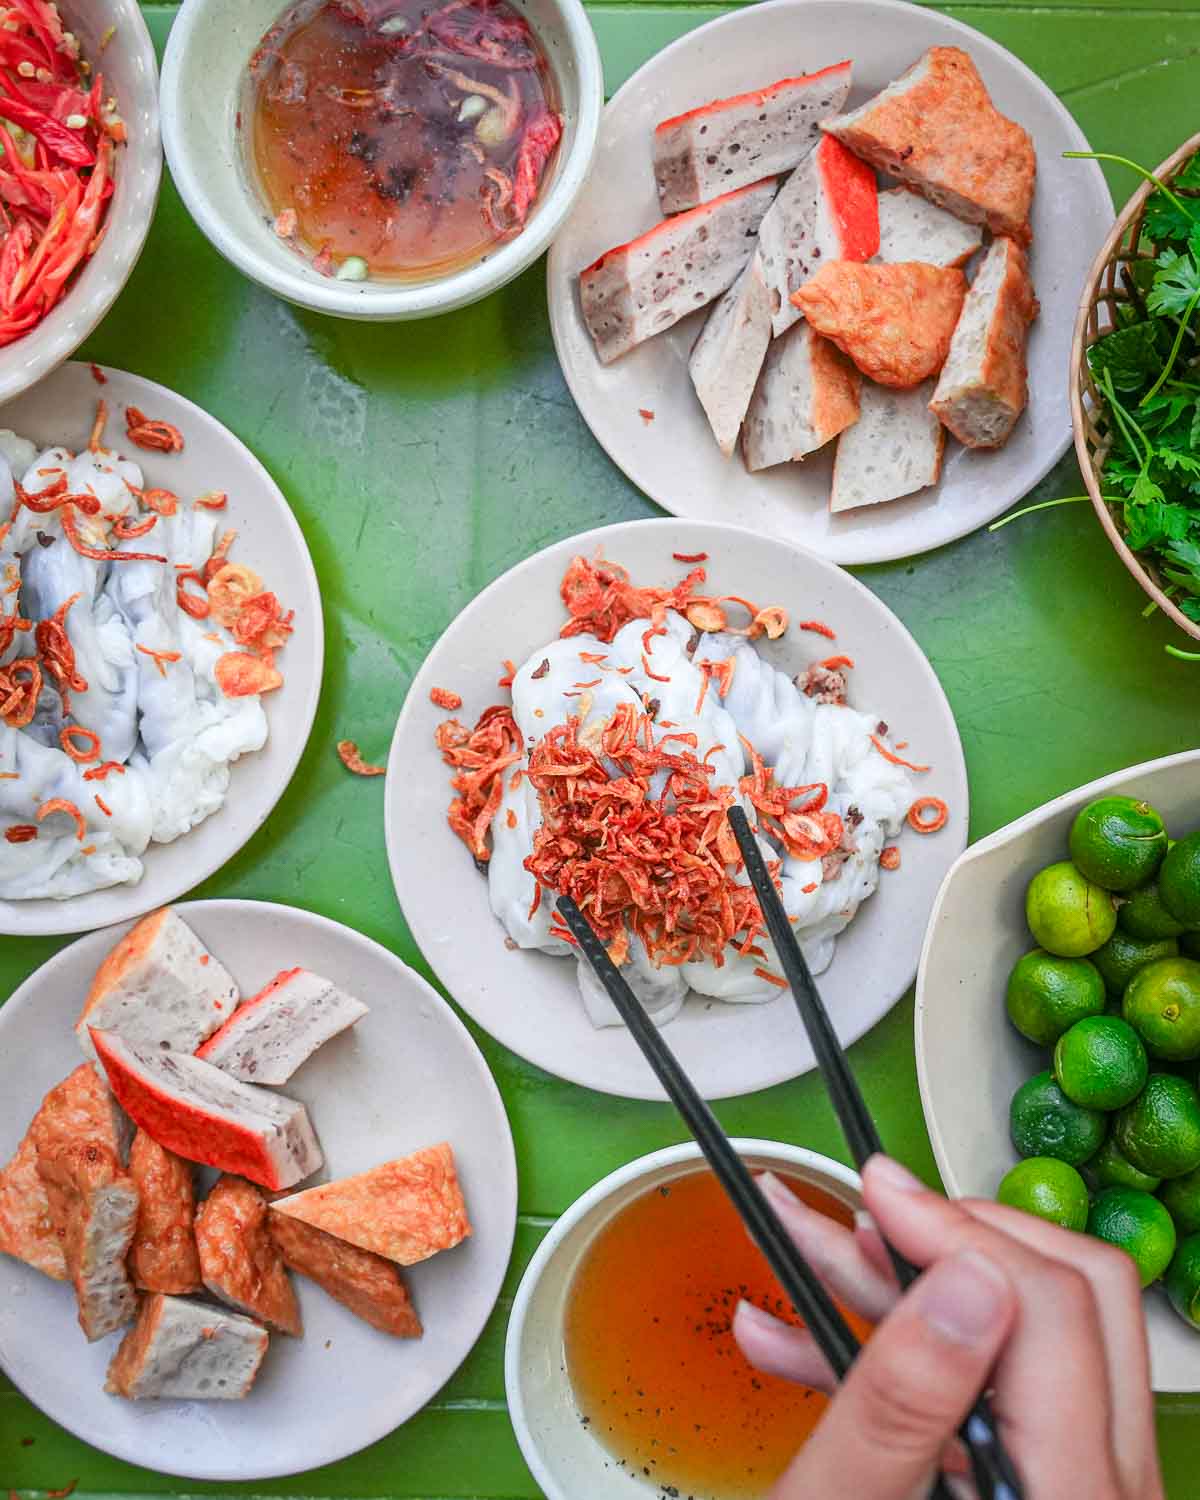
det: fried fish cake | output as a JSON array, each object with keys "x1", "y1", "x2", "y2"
[
  {"x1": 195, "y1": 1174, "x2": 302, "y2": 1336},
  {"x1": 128, "y1": 1129, "x2": 202, "y2": 1294},
  {"x1": 822, "y1": 46, "x2": 1036, "y2": 244},
  {"x1": 269, "y1": 1210, "x2": 423, "y2": 1338},
  {"x1": 792, "y1": 260, "x2": 966, "y2": 388}
]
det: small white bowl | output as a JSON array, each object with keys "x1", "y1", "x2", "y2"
[
  {"x1": 505, "y1": 1139, "x2": 862, "y2": 1499},
  {"x1": 0, "y1": 2, "x2": 161, "y2": 405},
  {"x1": 915, "y1": 749, "x2": 1200, "y2": 1393},
  {"x1": 160, "y1": 0, "x2": 602, "y2": 320}
]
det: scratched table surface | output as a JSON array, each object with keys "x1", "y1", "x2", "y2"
[{"x1": 3, "y1": 1, "x2": 1200, "y2": 1496}]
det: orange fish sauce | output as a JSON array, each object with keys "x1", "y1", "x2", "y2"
[
  {"x1": 245, "y1": 0, "x2": 562, "y2": 282},
  {"x1": 564, "y1": 1167, "x2": 870, "y2": 1499}
]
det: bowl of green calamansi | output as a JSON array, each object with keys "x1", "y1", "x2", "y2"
[{"x1": 916, "y1": 750, "x2": 1200, "y2": 1391}]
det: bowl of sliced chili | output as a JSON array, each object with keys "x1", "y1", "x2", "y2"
[{"x1": 0, "y1": 1, "x2": 161, "y2": 405}]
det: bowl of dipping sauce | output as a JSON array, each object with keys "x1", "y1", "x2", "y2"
[
  {"x1": 506, "y1": 1140, "x2": 865, "y2": 1500},
  {"x1": 160, "y1": 0, "x2": 601, "y2": 319}
]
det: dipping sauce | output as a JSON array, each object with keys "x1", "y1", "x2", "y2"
[
  {"x1": 247, "y1": 0, "x2": 563, "y2": 282},
  {"x1": 564, "y1": 1168, "x2": 870, "y2": 1499}
]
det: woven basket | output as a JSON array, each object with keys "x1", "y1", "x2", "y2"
[{"x1": 1070, "y1": 131, "x2": 1200, "y2": 643}]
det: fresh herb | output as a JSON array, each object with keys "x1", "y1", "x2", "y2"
[{"x1": 1063, "y1": 149, "x2": 1200, "y2": 641}]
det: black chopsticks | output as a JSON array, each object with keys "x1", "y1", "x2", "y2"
[
  {"x1": 558, "y1": 890, "x2": 968, "y2": 1500},
  {"x1": 726, "y1": 805, "x2": 1024, "y2": 1500},
  {"x1": 554, "y1": 891, "x2": 862, "y2": 1380}
]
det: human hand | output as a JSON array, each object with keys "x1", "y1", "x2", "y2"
[{"x1": 733, "y1": 1155, "x2": 1164, "y2": 1500}]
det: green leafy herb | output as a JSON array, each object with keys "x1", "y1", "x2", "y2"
[
  {"x1": 1087, "y1": 321, "x2": 1162, "y2": 391},
  {"x1": 1059, "y1": 149, "x2": 1200, "y2": 654},
  {"x1": 1148, "y1": 246, "x2": 1200, "y2": 318}
]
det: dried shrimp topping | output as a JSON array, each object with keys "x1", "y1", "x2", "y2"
[{"x1": 430, "y1": 687, "x2": 464, "y2": 711}]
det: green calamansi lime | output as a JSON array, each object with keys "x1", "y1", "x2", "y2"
[
  {"x1": 1054, "y1": 1016, "x2": 1149, "y2": 1110},
  {"x1": 1086, "y1": 1136, "x2": 1161, "y2": 1194},
  {"x1": 1115, "y1": 1074, "x2": 1200, "y2": 1179},
  {"x1": 1165, "y1": 1234, "x2": 1200, "y2": 1329},
  {"x1": 1069, "y1": 796, "x2": 1169, "y2": 893},
  {"x1": 1161, "y1": 832, "x2": 1200, "y2": 927},
  {"x1": 1010, "y1": 1070, "x2": 1107, "y2": 1166},
  {"x1": 1005, "y1": 950, "x2": 1107, "y2": 1045},
  {"x1": 1092, "y1": 930, "x2": 1181, "y2": 998},
  {"x1": 1182, "y1": 931, "x2": 1200, "y2": 960},
  {"x1": 1026, "y1": 862, "x2": 1118, "y2": 958},
  {"x1": 996, "y1": 1157, "x2": 1090, "y2": 1231},
  {"x1": 1119, "y1": 882, "x2": 1189, "y2": 941},
  {"x1": 1123, "y1": 958, "x2": 1200, "y2": 1061},
  {"x1": 1159, "y1": 1166, "x2": 1200, "y2": 1237},
  {"x1": 1087, "y1": 1187, "x2": 1177, "y2": 1286}
]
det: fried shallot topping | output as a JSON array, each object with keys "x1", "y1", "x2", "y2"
[
  {"x1": 337, "y1": 739, "x2": 386, "y2": 777},
  {"x1": 125, "y1": 406, "x2": 185, "y2": 454},
  {"x1": 521, "y1": 703, "x2": 776, "y2": 969},
  {"x1": 437, "y1": 705, "x2": 522, "y2": 861},
  {"x1": 738, "y1": 744, "x2": 842, "y2": 864}
]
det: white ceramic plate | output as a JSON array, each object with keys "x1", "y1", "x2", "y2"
[
  {"x1": 387, "y1": 518, "x2": 968, "y2": 1100},
  {"x1": 0, "y1": 900, "x2": 518, "y2": 1480},
  {"x1": 505, "y1": 1141, "x2": 861, "y2": 1500},
  {"x1": 546, "y1": 0, "x2": 1114, "y2": 565},
  {"x1": 0, "y1": 363, "x2": 323, "y2": 936},
  {"x1": 915, "y1": 750, "x2": 1200, "y2": 1393}
]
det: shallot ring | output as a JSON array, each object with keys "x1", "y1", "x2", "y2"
[
  {"x1": 907, "y1": 797, "x2": 948, "y2": 833},
  {"x1": 60, "y1": 725, "x2": 102, "y2": 763},
  {"x1": 36, "y1": 797, "x2": 87, "y2": 841}
]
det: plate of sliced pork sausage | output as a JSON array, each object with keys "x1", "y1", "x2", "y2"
[
  {"x1": 547, "y1": 0, "x2": 1113, "y2": 563},
  {"x1": 0, "y1": 901, "x2": 517, "y2": 1480}
]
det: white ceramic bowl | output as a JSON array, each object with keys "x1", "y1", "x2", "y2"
[
  {"x1": 160, "y1": 0, "x2": 602, "y2": 320},
  {"x1": 915, "y1": 749, "x2": 1200, "y2": 1393},
  {"x1": 0, "y1": 2, "x2": 161, "y2": 405},
  {"x1": 505, "y1": 1140, "x2": 862, "y2": 1499}
]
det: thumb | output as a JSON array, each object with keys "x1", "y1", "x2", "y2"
[{"x1": 774, "y1": 1248, "x2": 1016, "y2": 1500}]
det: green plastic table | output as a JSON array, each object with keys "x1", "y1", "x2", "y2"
[{"x1": 3, "y1": 2, "x2": 1200, "y2": 1495}]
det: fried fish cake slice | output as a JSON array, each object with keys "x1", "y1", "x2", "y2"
[
  {"x1": 106, "y1": 1293, "x2": 269, "y2": 1400},
  {"x1": 271, "y1": 1143, "x2": 471, "y2": 1267},
  {"x1": 792, "y1": 260, "x2": 966, "y2": 388},
  {"x1": 269, "y1": 1210, "x2": 423, "y2": 1338},
  {"x1": 822, "y1": 46, "x2": 1036, "y2": 244},
  {"x1": 31, "y1": 1063, "x2": 139, "y2": 1340},
  {"x1": 0, "y1": 1128, "x2": 67, "y2": 1281},
  {"x1": 195, "y1": 1173, "x2": 302, "y2": 1336},
  {"x1": 128, "y1": 1129, "x2": 202, "y2": 1294}
]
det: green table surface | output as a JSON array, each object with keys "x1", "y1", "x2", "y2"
[{"x1": 3, "y1": 1, "x2": 1200, "y2": 1495}]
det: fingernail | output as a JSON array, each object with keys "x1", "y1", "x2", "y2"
[
  {"x1": 865, "y1": 1154, "x2": 926, "y2": 1193},
  {"x1": 734, "y1": 1297, "x2": 783, "y2": 1334},
  {"x1": 853, "y1": 1209, "x2": 877, "y2": 1235},
  {"x1": 758, "y1": 1170, "x2": 796, "y2": 1213},
  {"x1": 914, "y1": 1250, "x2": 1011, "y2": 1346}
]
